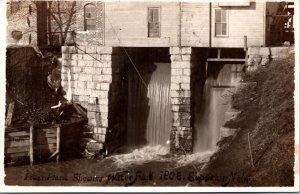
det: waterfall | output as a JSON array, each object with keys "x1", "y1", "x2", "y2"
[
  {"x1": 127, "y1": 62, "x2": 172, "y2": 146},
  {"x1": 193, "y1": 64, "x2": 240, "y2": 153}
]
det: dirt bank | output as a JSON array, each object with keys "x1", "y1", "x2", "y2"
[{"x1": 201, "y1": 52, "x2": 295, "y2": 186}]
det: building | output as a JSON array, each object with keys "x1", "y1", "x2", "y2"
[{"x1": 7, "y1": 1, "x2": 294, "y2": 154}]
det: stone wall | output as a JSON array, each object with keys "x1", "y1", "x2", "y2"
[
  {"x1": 61, "y1": 46, "x2": 127, "y2": 154},
  {"x1": 169, "y1": 47, "x2": 193, "y2": 154},
  {"x1": 246, "y1": 46, "x2": 293, "y2": 72},
  {"x1": 61, "y1": 46, "x2": 113, "y2": 153}
]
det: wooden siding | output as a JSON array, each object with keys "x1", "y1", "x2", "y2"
[
  {"x1": 211, "y1": 2, "x2": 266, "y2": 47},
  {"x1": 104, "y1": 2, "x2": 180, "y2": 47},
  {"x1": 181, "y1": 2, "x2": 210, "y2": 47},
  {"x1": 102, "y1": 2, "x2": 266, "y2": 48}
]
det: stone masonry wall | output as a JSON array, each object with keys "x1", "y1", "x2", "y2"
[
  {"x1": 169, "y1": 47, "x2": 193, "y2": 154},
  {"x1": 61, "y1": 46, "x2": 113, "y2": 154}
]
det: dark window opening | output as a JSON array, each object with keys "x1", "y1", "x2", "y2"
[{"x1": 148, "y1": 7, "x2": 160, "y2": 37}]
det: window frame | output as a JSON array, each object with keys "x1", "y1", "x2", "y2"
[
  {"x1": 84, "y1": 3, "x2": 97, "y2": 31},
  {"x1": 215, "y1": 8, "x2": 229, "y2": 37},
  {"x1": 147, "y1": 7, "x2": 161, "y2": 38}
]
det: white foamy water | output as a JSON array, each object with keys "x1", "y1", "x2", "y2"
[
  {"x1": 106, "y1": 145, "x2": 214, "y2": 171},
  {"x1": 193, "y1": 64, "x2": 241, "y2": 153},
  {"x1": 127, "y1": 62, "x2": 172, "y2": 146},
  {"x1": 107, "y1": 145, "x2": 170, "y2": 169}
]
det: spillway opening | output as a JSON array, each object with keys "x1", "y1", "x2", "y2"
[
  {"x1": 114, "y1": 47, "x2": 172, "y2": 150},
  {"x1": 191, "y1": 48, "x2": 244, "y2": 153}
]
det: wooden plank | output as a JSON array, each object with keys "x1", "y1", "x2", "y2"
[
  {"x1": 34, "y1": 145, "x2": 57, "y2": 154},
  {"x1": 5, "y1": 140, "x2": 30, "y2": 147},
  {"x1": 34, "y1": 138, "x2": 57, "y2": 145},
  {"x1": 5, "y1": 102, "x2": 15, "y2": 126},
  {"x1": 6, "y1": 131, "x2": 29, "y2": 137},
  {"x1": 57, "y1": 126, "x2": 61, "y2": 163},
  {"x1": 207, "y1": 58, "x2": 246, "y2": 62},
  {"x1": 7, "y1": 152, "x2": 29, "y2": 158},
  {"x1": 6, "y1": 146, "x2": 30, "y2": 153},
  {"x1": 30, "y1": 125, "x2": 34, "y2": 166},
  {"x1": 211, "y1": 85, "x2": 236, "y2": 88}
]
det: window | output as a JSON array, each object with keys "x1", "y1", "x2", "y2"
[
  {"x1": 148, "y1": 7, "x2": 160, "y2": 37},
  {"x1": 215, "y1": 9, "x2": 228, "y2": 36},
  {"x1": 84, "y1": 4, "x2": 96, "y2": 31}
]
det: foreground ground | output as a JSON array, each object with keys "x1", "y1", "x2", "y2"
[
  {"x1": 5, "y1": 146, "x2": 213, "y2": 186},
  {"x1": 5, "y1": 53, "x2": 295, "y2": 187}
]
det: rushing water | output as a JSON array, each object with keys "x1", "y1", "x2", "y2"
[
  {"x1": 193, "y1": 64, "x2": 241, "y2": 153},
  {"x1": 127, "y1": 62, "x2": 172, "y2": 146}
]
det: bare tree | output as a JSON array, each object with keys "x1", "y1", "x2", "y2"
[{"x1": 48, "y1": 1, "x2": 76, "y2": 46}]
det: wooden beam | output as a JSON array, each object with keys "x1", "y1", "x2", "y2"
[
  {"x1": 56, "y1": 125, "x2": 61, "y2": 163},
  {"x1": 29, "y1": 124, "x2": 34, "y2": 166},
  {"x1": 244, "y1": 36, "x2": 247, "y2": 51},
  {"x1": 5, "y1": 102, "x2": 15, "y2": 126},
  {"x1": 217, "y1": 48, "x2": 221, "y2": 59},
  {"x1": 211, "y1": 85, "x2": 236, "y2": 88},
  {"x1": 207, "y1": 58, "x2": 246, "y2": 62}
]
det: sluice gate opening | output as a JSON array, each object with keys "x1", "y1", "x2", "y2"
[
  {"x1": 192, "y1": 48, "x2": 244, "y2": 153},
  {"x1": 113, "y1": 47, "x2": 172, "y2": 148}
]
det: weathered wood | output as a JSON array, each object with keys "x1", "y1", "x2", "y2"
[
  {"x1": 5, "y1": 139, "x2": 30, "y2": 147},
  {"x1": 211, "y1": 85, "x2": 236, "y2": 88},
  {"x1": 6, "y1": 152, "x2": 29, "y2": 158},
  {"x1": 248, "y1": 133, "x2": 255, "y2": 168},
  {"x1": 6, "y1": 146, "x2": 30, "y2": 153},
  {"x1": 217, "y1": 48, "x2": 221, "y2": 59},
  {"x1": 56, "y1": 125, "x2": 61, "y2": 163},
  {"x1": 5, "y1": 102, "x2": 15, "y2": 126},
  {"x1": 207, "y1": 58, "x2": 246, "y2": 62},
  {"x1": 34, "y1": 138, "x2": 57, "y2": 145},
  {"x1": 6, "y1": 131, "x2": 29, "y2": 137},
  {"x1": 244, "y1": 35, "x2": 248, "y2": 51},
  {"x1": 29, "y1": 125, "x2": 34, "y2": 166}
]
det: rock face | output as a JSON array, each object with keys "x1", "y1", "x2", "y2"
[
  {"x1": 246, "y1": 46, "x2": 294, "y2": 72},
  {"x1": 247, "y1": 47, "x2": 270, "y2": 71}
]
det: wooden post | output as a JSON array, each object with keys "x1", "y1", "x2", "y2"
[
  {"x1": 29, "y1": 124, "x2": 34, "y2": 166},
  {"x1": 244, "y1": 36, "x2": 248, "y2": 66},
  {"x1": 247, "y1": 133, "x2": 255, "y2": 168},
  {"x1": 5, "y1": 102, "x2": 15, "y2": 126},
  {"x1": 217, "y1": 48, "x2": 221, "y2": 59},
  {"x1": 244, "y1": 35, "x2": 247, "y2": 51},
  {"x1": 56, "y1": 125, "x2": 61, "y2": 163}
]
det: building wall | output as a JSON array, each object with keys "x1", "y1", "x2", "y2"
[
  {"x1": 7, "y1": 1, "x2": 38, "y2": 45},
  {"x1": 74, "y1": 1, "x2": 105, "y2": 46},
  {"x1": 73, "y1": 1, "x2": 267, "y2": 48},
  {"x1": 181, "y1": 2, "x2": 210, "y2": 47},
  {"x1": 104, "y1": 2, "x2": 180, "y2": 47},
  {"x1": 211, "y1": 2, "x2": 266, "y2": 47}
]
